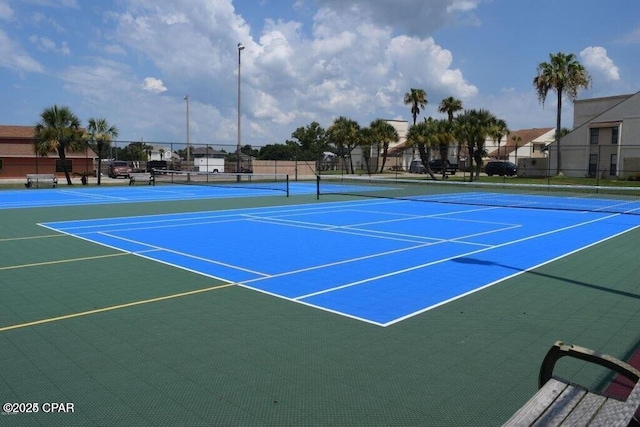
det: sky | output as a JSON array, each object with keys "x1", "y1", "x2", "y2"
[{"x1": 2, "y1": 0, "x2": 639, "y2": 149}]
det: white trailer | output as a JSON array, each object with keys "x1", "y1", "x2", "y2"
[{"x1": 195, "y1": 158, "x2": 225, "y2": 173}]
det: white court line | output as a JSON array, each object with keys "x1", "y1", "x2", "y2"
[
  {"x1": 240, "y1": 239, "x2": 450, "y2": 285},
  {"x1": 57, "y1": 190, "x2": 129, "y2": 200},
  {"x1": 292, "y1": 211, "x2": 629, "y2": 302},
  {"x1": 244, "y1": 216, "x2": 438, "y2": 245},
  {"x1": 72, "y1": 217, "x2": 246, "y2": 234},
  {"x1": 385, "y1": 223, "x2": 640, "y2": 327},
  {"x1": 97, "y1": 231, "x2": 270, "y2": 277}
]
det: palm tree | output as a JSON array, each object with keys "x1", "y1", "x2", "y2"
[
  {"x1": 511, "y1": 134, "x2": 522, "y2": 167},
  {"x1": 369, "y1": 119, "x2": 399, "y2": 173},
  {"x1": 358, "y1": 126, "x2": 374, "y2": 175},
  {"x1": 454, "y1": 109, "x2": 498, "y2": 181},
  {"x1": 327, "y1": 116, "x2": 360, "y2": 174},
  {"x1": 434, "y1": 119, "x2": 456, "y2": 179},
  {"x1": 86, "y1": 117, "x2": 119, "y2": 185},
  {"x1": 438, "y1": 96, "x2": 463, "y2": 123},
  {"x1": 406, "y1": 121, "x2": 433, "y2": 179},
  {"x1": 488, "y1": 118, "x2": 509, "y2": 161},
  {"x1": 406, "y1": 118, "x2": 449, "y2": 180},
  {"x1": 438, "y1": 97, "x2": 464, "y2": 165},
  {"x1": 533, "y1": 52, "x2": 591, "y2": 174},
  {"x1": 33, "y1": 105, "x2": 84, "y2": 185},
  {"x1": 404, "y1": 88, "x2": 427, "y2": 159}
]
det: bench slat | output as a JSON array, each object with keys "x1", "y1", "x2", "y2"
[
  {"x1": 588, "y1": 381, "x2": 640, "y2": 427},
  {"x1": 503, "y1": 379, "x2": 569, "y2": 426},
  {"x1": 533, "y1": 383, "x2": 587, "y2": 427}
]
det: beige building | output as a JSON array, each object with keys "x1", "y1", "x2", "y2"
[{"x1": 548, "y1": 91, "x2": 640, "y2": 179}]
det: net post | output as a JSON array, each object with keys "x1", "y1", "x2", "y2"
[
  {"x1": 286, "y1": 174, "x2": 289, "y2": 197},
  {"x1": 316, "y1": 175, "x2": 320, "y2": 200}
]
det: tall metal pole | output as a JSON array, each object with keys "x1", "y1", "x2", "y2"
[
  {"x1": 184, "y1": 95, "x2": 190, "y2": 172},
  {"x1": 237, "y1": 42, "x2": 245, "y2": 179}
]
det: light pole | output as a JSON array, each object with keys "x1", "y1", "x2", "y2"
[
  {"x1": 237, "y1": 42, "x2": 245, "y2": 178},
  {"x1": 184, "y1": 94, "x2": 190, "y2": 172}
]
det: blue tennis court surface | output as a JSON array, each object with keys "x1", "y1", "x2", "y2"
[
  {"x1": 0, "y1": 182, "x2": 316, "y2": 209},
  {"x1": 41, "y1": 197, "x2": 640, "y2": 326}
]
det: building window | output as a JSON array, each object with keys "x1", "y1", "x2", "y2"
[
  {"x1": 611, "y1": 126, "x2": 619, "y2": 144},
  {"x1": 588, "y1": 154, "x2": 598, "y2": 178},
  {"x1": 0, "y1": 158, "x2": 3, "y2": 174},
  {"x1": 55, "y1": 159, "x2": 73, "y2": 173},
  {"x1": 590, "y1": 128, "x2": 599, "y2": 145},
  {"x1": 610, "y1": 154, "x2": 617, "y2": 176}
]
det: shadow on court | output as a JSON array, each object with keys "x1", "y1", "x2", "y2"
[{"x1": 452, "y1": 257, "x2": 640, "y2": 301}]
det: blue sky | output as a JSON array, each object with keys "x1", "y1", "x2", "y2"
[{"x1": 1, "y1": 0, "x2": 639, "y2": 148}]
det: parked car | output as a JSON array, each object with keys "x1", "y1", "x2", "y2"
[
  {"x1": 147, "y1": 160, "x2": 168, "y2": 173},
  {"x1": 428, "y1": 159, "x2": 458, "y2": 174},
  {"x1": 409, "y1": 160, "x2": 426, "y2": 174},
  {"x1": 484, "y1": 161, "x2": 517, "y2": 176},
  {"x1": 108, "y1": 161, "x2": 133, "y2": 178}
]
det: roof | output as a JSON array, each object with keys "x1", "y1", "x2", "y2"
[
  {"x1": 486, "y1": 127, "x2": 554, "y2": 157},
  {"x1": 0, "y1": 125, "x2": 35, "y2": 139},
  {"x1": 0, "y1": 124, "x2": 98, "y2": 158}
]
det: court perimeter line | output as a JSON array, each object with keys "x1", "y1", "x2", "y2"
[
  {"x1": 0, "y1": 283, "x2": 236, "y2": 332},
  {"x1": 0, "y1": 234, "x2": 65, "y2": 242},
  {"x1": 0, "y1": 252, "x2": 129, "y2": 271}
]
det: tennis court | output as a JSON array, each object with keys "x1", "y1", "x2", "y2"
[{"x1": 1, "y1": 176, "x2": 640, "y2": 425}]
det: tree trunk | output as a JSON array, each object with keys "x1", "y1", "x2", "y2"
[
  {"x1": 379, "y1": 142, "x2": 389, "y2": 173},
  {"x1": 467, "y1": 143, "x2": 475, "y2": 182},
  {"x1": 58, "y1": 148, "x2": 72, "y2": 185},
  {"x1": 97, "y1": 141, "x2": 103, "y2": 185},
  {"x1": 555, "y1": 88, "x2": 563, "y2": 174},
  {"x1": 417, "y1": 143, "x2": 437, "y2": 180}
]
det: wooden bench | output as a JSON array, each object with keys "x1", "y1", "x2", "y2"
[
  {"x1": 503, "y1": 341, "x2": 640, "y2": 426},
  {"x1": 25, "y1": 174, "x2": 58, "y2": 188},
  {"x1": 128, "y1": 172, "x2": 154, "y2": 186}
]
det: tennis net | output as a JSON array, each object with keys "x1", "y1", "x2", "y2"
[
  {"x1": 153, "y1": 170, "x2": 290, "y2": 196},
  {"x1": 316, "y1": 175, "x2": 640, "y2": 215}
]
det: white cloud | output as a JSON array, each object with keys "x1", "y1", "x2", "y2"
[
  {"x1": 142, "y1": 77, "x2": 167, "y2": 93},
  {"x1": 95, "y1": 0, "x2": 483, "y2": 145},
  {"x1": 316, "y1": 0, "x2": 484, "y2": 37},
  {"x1": 0, "y1": 29, "x2": 44, "y2": 73},
  {"x1": 0, "y1": 1, "x2": 13, "y2": 20},
  {"x1": 29, "y1": 35, "x2": 71, "y2": 54},
  {"x1": 447, "y1": 0, "x2": 479, "y2": 13},
  {"x1": 580, "y1": 46, "x2": 620, "y2": 81},
  {"x1": 617, "y1": 27, "x2": 640, "y2": 44}
]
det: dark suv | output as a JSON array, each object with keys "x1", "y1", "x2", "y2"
[
  {"x1": 484, "y1": 161, "x2": 517, "y2": 176},
  {"x1": 428, "y1": 159, "x2": 458, "y2": 174}
]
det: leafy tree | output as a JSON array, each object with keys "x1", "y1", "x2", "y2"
[
  {"x1": 85, "y1": 118, "x2": 118, "y2": 185},
  {"x1": 33, "y1": 105, "x2": 84, "y2": 185},
  {"x1": 533, "y1": 52, "x2": 591, "y2": 173},
  {"x1": 327, "y1": 116, "x2": 360, "y2": 174},
  {"x1": 258, "y1": 143, "x2": 296, "y2": 160},
  {"x1": 290, "y1": 121, "x2": 329, "y2": 161},
  {"x1": 119, "y1": 141, "x2": 151, "y2": 161},
  {"x1": 241, "y1": 144, "x2": 259, "y2": 158}
]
